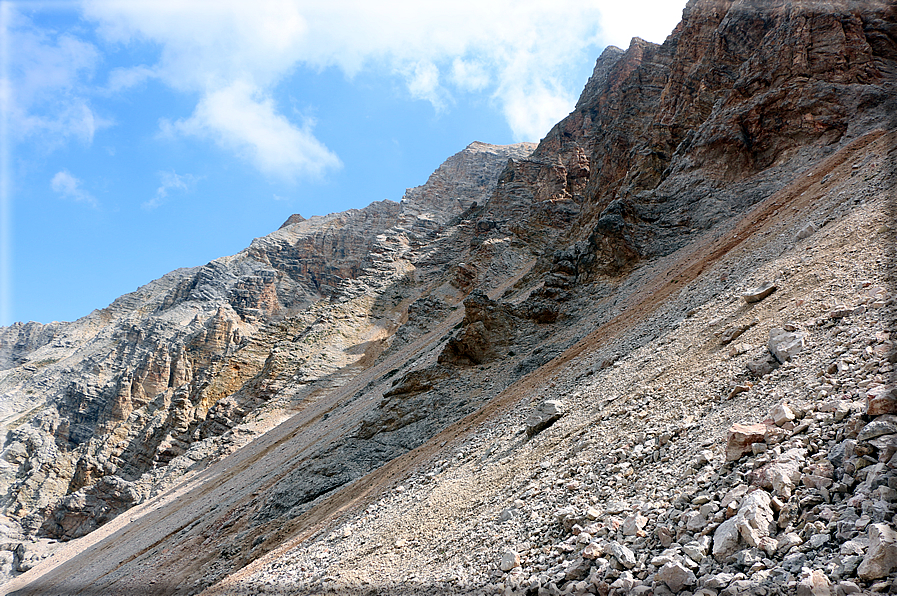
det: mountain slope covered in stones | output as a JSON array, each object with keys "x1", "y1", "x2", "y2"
[{"x1": 3, "y1": 0, "x2": 897, "y2": 594}]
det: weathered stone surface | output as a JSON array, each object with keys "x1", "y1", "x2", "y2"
[
  {"x1": 726, "y1": 424, "x2": 767, "y2": 461},
  {"x1": 770, "y1": 403, "x2": 796, "y2": 427},
  {"x1": 713, "y1": 517, "x2": 741, "y2": 561},
  {"x1": 747, "y1": 353, "x2": 779, "y2": 377},
  {"x1": 796, "y1": 570, "x2": 831, "y2": 596},
  {"x1": 768, "y1": 328, "x2": 806, "y2": 363},
  {"x1": 40, "y1": 476, "x2": 143, "y2": 540},
  {"x1": 857, "y1": 523, "x2": 897, "y2": 580},
  {"x1": 742, "y1": 282, "x2": 777, "y2": 304},
  {"x1": 749, "y1": 448, "x2": 804, "y2": 499},
  {"x1": 500, "y1": 550, "x2": 521, "y2": 572},
  {"x1": 857, "y1": 417, "x2": 897, "y2": 441},
  {"x1": 526, "y1": 400, "x2": 566, "y2": 437},
  {"x1": 621, "y1": 514, "x2": 647, "y2": 536},
  {"x1": 865, "y1": 386, "x2": 897, "y2": 416},
  {"x1": 734, "y1": 490, "x2": 776, "y2": 548},
  {"x1": 656, "y1": 561, "x2": 696, "y2": 592},
  {"x1": 607, "y1": 542, "x2": 636, "y2": 569}
]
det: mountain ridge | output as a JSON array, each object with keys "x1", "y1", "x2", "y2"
[{"x1": 2, "y1": 0, "x2": 896, "y2": 593}]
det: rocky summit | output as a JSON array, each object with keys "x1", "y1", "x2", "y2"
[{"x1": 1, "y1": 1, "x2": 896, "y2": 594}]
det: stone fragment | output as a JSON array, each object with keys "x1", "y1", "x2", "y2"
[
  {"x1": 728, "y1": 384, "x2": 751, "y2": 399},
  {"x1": 828, "y1": 306, "x2": 856, "y2": 319},
  {"x1": 766, "y1": 424, "x2": 789, "y2": 445},
  {"x1": 565, "y1": 556, "x2": 590, "y2": 581},
  {"x1": 695, "y1": 449, "x2": 715, "y2": 467},
  {"x1": 742, "y1": 282, "x2": 777, "y2": 303},
  {"x1": 734, "y1": 490, "x2": 776, "y2": 548},
  {"x1": 712, "y1": 517, "x2": 741, "y2": 561},
  {"x1": 607, "y1": 542, "x2": 636, "y2": 569},
  {"x1": 748, "y1": 447, "x2": 804, "y2": 499},
  {"x1": 857, "y1": 417, "x2": 897, "y2": 441},
  {"x1": 684, "y1": 511, "x2": 706, "y2": 532},
  {"x1": 840, "y1": 540, "x2": 867, "y2": 556},
  {"x1": 498, "y1": 507, "x2": 520, "y2": 522},
  {"x1": 770, "y1": 403, "x2": 796, "y2": 426},
  {"x1": 621, "y1": 514, "x2": 647, "y2": 536},
  {"x1": 720, "y1": 322, "x2": 753, "y2": 345},
  {"x1": 803, "y1": 474, "x2": 833, "y2": 490},
  {"x1": 728, "y1": 342, "x2": 751, "y2": 357},
  {"x1": 500, "y1": 550, "x2": 521, "y2": 572},
  {"x1": 757, "y1": 536, "x2": 777, "y2": 556},
  {"x1": 655, "y1": 561, "x2": 696, "y2": 592},
  {"x1": 835, "y1": 581, "x2": 861, "y2": 595},
  {"x1": 768, "y1": 328, "x2": 806, "y2": 363},
  {"x1": 865, "y1": 386, "x2": 897, "y2": 416},
  {"x1": 720, "y1": 484, "x2": 748, "y2": 509},
  {"x1": 609, "y1": 571, "x2": 636, "y2": 592},
  {"x1": 687, "y1": 535, "x2": 711, "y2": 562},
  {"x1": 704, "y1": 572, "x2": 735, "y2": 589},
  {"x1": 857, "y1": 523, "x2": 897, "y2": 580},
  {"x1": 526, "y1": 400, "x2": 565, "y2": 437},
  {"x1": 747, "y1": 353, "x2": 779, "y2": 376},
  {"x1": 581, "y1": 541, "x2": 603, "y2": 560},
  {"x1": 726, "y1": 424, "x2": 767, "y2": 461},
  {"x1": 796, "y1": 570, "x2": 831, "y2": 596},
  {"x1": 796, "y1": 222, "x2": 818, "y2": 240}
]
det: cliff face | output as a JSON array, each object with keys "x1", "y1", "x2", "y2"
[
  {"x1": 530, "y1": 0, "x2": 896, "y2": 274},
  {"x1": 1, "y1": 0, "x2": 896, "y2": 593}
]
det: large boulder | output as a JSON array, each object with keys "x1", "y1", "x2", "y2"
[
  {"x1": 768, "y1": 328, "x2": 806, "y2": 363},
  {"x1": 734, "y1": 490, "x2": 776, "y2": 548},
  {"x1": 857, "y1": 523, "x2": 897, "y2": 580},
  {"x1": 526, "y1": 400, "x2": 565, "y2": 437}
]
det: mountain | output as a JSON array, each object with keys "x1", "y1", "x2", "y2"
[{"x1": 2, "y1": 0, "x2": 896, "y2": 594}]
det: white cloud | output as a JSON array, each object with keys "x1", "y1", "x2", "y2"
[
  {"x1": 143, "y1": 170, "x2": 198, "y2": 210},
  {"x1": 450, "y1": 58, "x2": 490, "y2": 93},
  {"x1": 405, "y1": 61, "x2": 446, "y2": 111},
  {"x1": 170, "y1": 81, "x2": 340, "y2": 180},
  {"x1": 502, "y1": 84, "x2": 575, "y2": 144},
  {"x1": 598, "y1": 3, "x2": 686, "y2": 48},
  {"x1": 78, "y1": 0, "x2": 686, "y2": 155},
  {"x1": 104, "y1": 65, "x2": 156, "y2": 93},
  {"x1": 51, "y1": 170, "x2": 97, "y2": 207},
  {"x1": 5, "y1": 7, "x2": 109, "y2": 147}
]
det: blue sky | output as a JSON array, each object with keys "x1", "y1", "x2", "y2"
[{"x1": 1, "y1": 0, "x2": 686, "y2": 326}]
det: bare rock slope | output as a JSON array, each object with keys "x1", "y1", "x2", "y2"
[{"x1": 2, "y1": 0, "x2": 897, "y2": 594}]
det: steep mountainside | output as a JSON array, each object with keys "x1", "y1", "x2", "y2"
[
  {"x1": 2, "y1": 0, "x2": 896, "y2": 594},
  {"x1": 0, "y1": 141, "x2": 535, "y2": 543}
]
